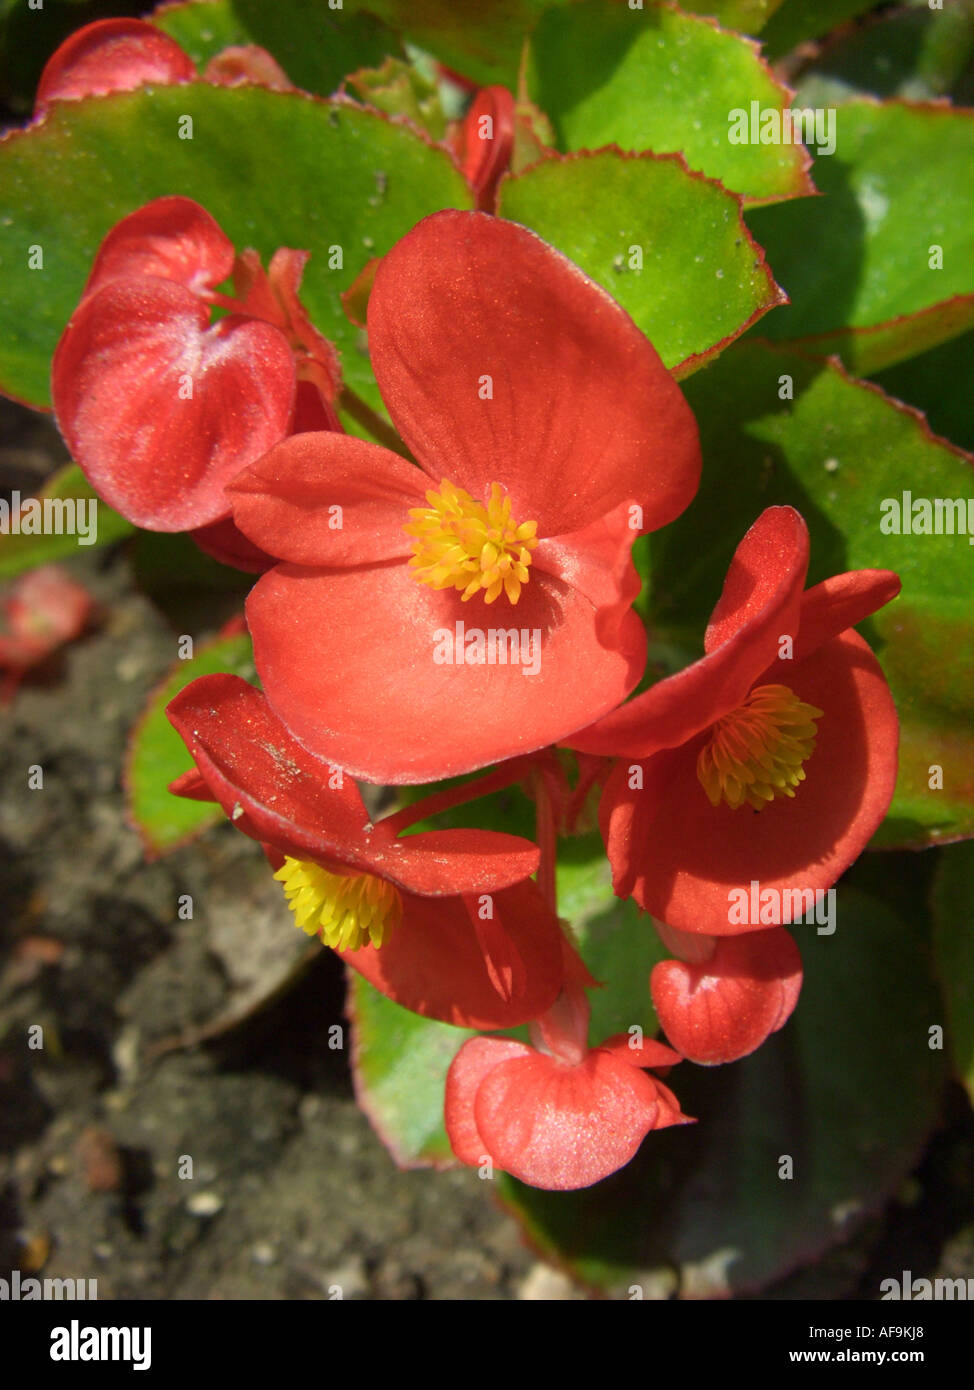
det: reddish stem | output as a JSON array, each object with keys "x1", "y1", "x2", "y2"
[
  {"x1": 380, "y1": 756, "x2": 538, "y2": 835},
  {"x1": 533, "y1": 766, "x2": 558, "y2": 917}
]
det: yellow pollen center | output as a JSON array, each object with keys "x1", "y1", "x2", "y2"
[
  {"x1": 274, "y1": 857, "x2": 402, "y2": 951},
  {"x1": 404, "y1": 479, "x2": 539, "y2": 605},
  {"x1": 696, "y1": 683, "x2": 824, "y2": 812}
]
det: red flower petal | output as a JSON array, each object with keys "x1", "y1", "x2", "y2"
[
  {"x1": 234, "y1": 247, "x2": 341, "y2": 403},
  {"x1": 166, "y1": 674, "x2": 541, "y2": 893},
  {"x1": 291, "y1": 379, "x2": 343, "y2": 435},
  {"x1": 651, "y1": 928, "x2": 802, "y2": 1065},
  {"x1": 567, "y1": 506, "x2": 809, "y2": 759},
  {"x1": 166, "y1": 767, "x2": 213, "y2": 802},
  {"x1": 52, "y1": 278, "x2": 296, "y2": 530},
  {"x1": 265, "y1": 249, "x2": 342, "y2": 402},
  {"x1": 245, "y1": 547, "x2": 646, "y2": 783},
  {"x1": 796, "y1": 568, "x2": 901, "y2": 660},
  {"x1": 597, "y1": 1034, "x2": 684, "y2": 1071},
  {"x1": 35, "y1": 19, "x2": 196, "y2": 115},
  {"x1": 229, "y1": 432, "x2": 423, "y2": 566},
  {"x1": 704, "y1": 505, "x2": 809, "y2": 652},
  {"x1": 473, "y1": 1047, "x2": 661, "y2": 1190},
  {"x1": 342, "y1": 879, "x2": 564, "y2": 1030},
  {"x1": 651, "y1": 1078, "x2": 696, "y2": 1129},
  {"x1": 445, "y1": 1036, "x2": 534, "y2": 1166},
  {"x1": 190, "y1": 515, "x2": 277, "y2": 573},
  {"x1": 534, "y1": 499, "x2": 645, "y2": 656},
  {"x1": 600, "y1": 629, "x2": 899, "y2": 933},
  {"x1": 367, "y1": 210, "x2": 700, "y2": 537},
  {"x1": 81, "y1": 196, "x2": 235, "y2": 300}
]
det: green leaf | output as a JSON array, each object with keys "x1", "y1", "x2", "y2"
[
  {"x1": 341, "y1": 55, "x2": 448, "y2": 142},
  {"x1": 795, "y1": 1, "x2": 974, "y2": 105},
  {"x1": 773, "y1": 296, "x2": 974, "y2": 379},
  {"x1": 760, "y1": 0, "x2": 885, "y2": 60},
  {"x1": 0, "y1": 84, "x2": 472, "y2": 409},
  {"x1": 746, "y1": 100, "x2": 974, "y2": 372},
  {"x1": 124, "y1": 627, "x2": 255, "y2": 857},
  {"x1": 345, "y1": 0, "x2": 572, "y2": 89},
  {"x1": 870, "y1": 327, "x2": 974, "y2": 456},
  {"x1": 347, "y1": 972, "x2": 475, "y2": 1167},
  {"x1": 679, "y1": 0, "x2": 786, "y2": 33},
  {"x1": 154, "y1": 0, "x2": 404, "y2": 96},
  {"x1": 131, "y1": 531, "x2": 252, "y2": 602},
  {"x1": 0, "y1": 462, "x2": 133, "y2": 579},
  {"x1": 527, "y1": 0, "x2": 813, "y2": 204},
  {"x1": 932, "y1": 841, "x2": 974, "y2": 1103},
  {"x1": 499, "y1": 861, "x2": 946, "y2": 1296},
  {"x1": 497, "y1": 150, "x2": 784, "y2": 375},
  {"x1": 650, "y1": 343, "x2": 974, "y2": 850},
  {"x1": 556, "y1": 833, "x2": 668, "y2": 1045}
]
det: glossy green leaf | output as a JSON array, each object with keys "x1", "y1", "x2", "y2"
[
  {"x1": 680, "y1": 0, "x2": 786, "y2": 32},
  {"x1": 154, "y1": 0, "x2": 404, "y2": 95},
  {"x1": 555, "y1": 833, "x2": 668, "y2": 1044},
  {"x1": 0, "y1": 84, "x2": 472, "y2": 410},
  {"x1": 497, "y1": 149, "x2": 785, "y2": 375},
  {"x1": 649, "y1": 343, "x2": 974, "y2": 849},
  {"x1": 760, "y1": 0, "x2": 885, "y2": 60},
  {"x1": 747, "y1": 100, "x2": 974, "y2": 372},
  {"x1": 871, "y1": 327, "x2": 974, "y2": 455},
  {"x1": 0, "y1": 462, "x2": 133, "y2": 579},
  {"x1": 499, "y1": 861, "x2": 945, "y2": 1296},
  {"x1": 345, "y1": 0, "x2": 572, "y2": 89},
  {"x1": 341, "y1": 55, "x2": 448, "y2": 141},
  {"x1": 527, "y1": 0, "x2": 813, "y2": 204},
  {"x1": 347, "y1": 973, "x2": 476, "y2": 1167},
  {"x1": 932, "y1": 840, "x2": 974, "y2": 1103},
  {"x1": 795, "y1": 1, "x2": 974, "y2": 105},
  {"x1": 777, "y1": 296, "x2": 974, "y2": 379},
  {"x1": 124, "y1": 627, "x2": 255, "y2": 857}
]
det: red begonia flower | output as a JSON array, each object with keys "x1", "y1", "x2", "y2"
[
  {"x1": 52, "y1": 198, "x2": 341, "y2": 534},
  {"x1": 445, "y1": 1024, "x2": 691, "y2": 1190},
  {"x1": 0, "y1": 565, "x2": 93, "y2": 702},
  {"x1": 230, "y1": 210, "x2": 701, "y2": 784},
  {"x1": 566, "y1": 506, "x2": 900, "y2": 935},
  {"x1": 650, "y1": 923, "x2": 802, "y2": 1065},
  {"x1": 166, "y1": 674, "x2": 566, "y2": 1029},
  {"x1": 451, "y1": 86, "x2": 515, "y2": 211},
  {"x1": 34, "y1": 19, "x2": 197, "y2": 116}
]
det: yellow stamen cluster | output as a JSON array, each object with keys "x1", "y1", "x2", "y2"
[
  {"x1": 696, "y1": 684, "x2": 823, "y2": 812},
  {"x1": 404, "y1": 479, "x2": 538, "y2": 604},
  {"x1": 274, "y1": 857, "x2": 402, "y2": 951}
]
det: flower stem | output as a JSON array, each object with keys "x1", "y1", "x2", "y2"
[
  {"x1": 338, "y1": 387, "x2": 413, "y2": 460},
  {"x1": 533, "y1": 767, "x2": 558, "y2": 917},
  {"x1": 381, "y1": 757, "x2": 538, "y2": 835}
]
